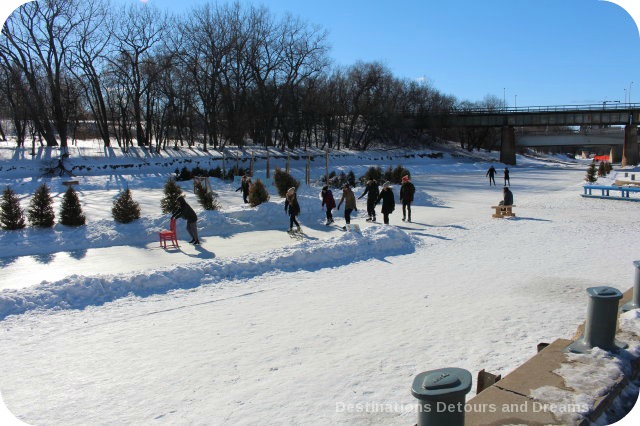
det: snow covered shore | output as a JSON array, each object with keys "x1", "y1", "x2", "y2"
[{"x1": 1, "y1": 141, "x2": 639, "y2": 425}]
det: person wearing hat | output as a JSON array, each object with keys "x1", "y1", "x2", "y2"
[
  {"x1": 171, "y1": 195, "x2": 200, "y2": 245},
  {"x1": 399, "y1": 175, "x2": 415, "y2": 222},
  {"x1": 358, "y1": 179, "x2": 379, "y2": 222},
  {"x1": 336, "y1": 184, "x2": 357, "y2": 230},
  {"x1": 320, "y1": 185, "x2": 336, "y2": 225},
  {"x1": 376, "y1": 181, "x2": 395, "y2": 225},
  {"x1": 284, "y1": 186, "x2": 301, "y2": 232}
]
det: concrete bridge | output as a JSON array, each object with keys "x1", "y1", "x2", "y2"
[{"x1": 424, "y1": 103, "x2": 640, "y2": 165}]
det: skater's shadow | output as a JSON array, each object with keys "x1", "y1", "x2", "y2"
[{"x1": 176, "y1": 244, "x2": 215, "y2": 259}]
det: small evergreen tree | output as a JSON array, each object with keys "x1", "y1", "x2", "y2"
[
  {"x1": 597, "y1": 161, "x2": 605, "y2": 177},
  {"x1": 0, "y1": 186, "x2": 26, "y2": 230},
  {"x1": 347, "y1": 170, "x2": 356, "y2": 187},
  {"x1": 248, "y1": 179, "x2": 270, "y2": 207},
  {"x1": 585, "y1": 161, "x2": 598, "y2": 183},
  {"x1": 194, "y1": 180, "x2": 221, "y2": 210},
  {"x1": 176, "y1": 166, "x2": 192, "y2": 181},
  {"x1": 384, "y1": 165, "x2": 411, "y2": 184},
  {"x1": 161, "y1": 178, "x2": 183, "y2": 214},
  {"x1": 604, "y1": 161, "x2": 612, "y2": 175},
  {"x1": 273, "y1": 168, "x2": 299, "y2": 197},
  {"x1": 28, "y1": 183, "x2": 55, "y2": 228},
  {"x1": 112, "y1": 188, "x2": 141, "y2": 223},
  {"x1": 59, "y1": 186, "x2": 86, "y2": 226},
  {"x1": 360, "y1": 166, "x2": 382, "y2": 184}
]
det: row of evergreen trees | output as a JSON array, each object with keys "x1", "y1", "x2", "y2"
[
  {"x1": 585, "y1": 161, "x2": 613, "y2": 183},
  {"x1": 1, "y1": 185, "x2": 86, "y2": 230}
]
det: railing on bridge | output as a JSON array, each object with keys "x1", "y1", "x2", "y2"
[{"x1": 449, "y1": 102, "x2": 640, "y2": 115}]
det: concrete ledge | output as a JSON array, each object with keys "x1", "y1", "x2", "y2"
[
  {"x1": 466, "y1": 339, "x2": 571, "y2": 426},
  {"x1": 466, "y1": 287, "x2": 639, "y2": 425}
]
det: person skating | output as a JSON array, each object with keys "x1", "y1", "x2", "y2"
[
  {"x1": 376, "y1": 181, "x2": 395, "y2": 225},
  {"x1": 399, "y1": 175, "x2": 415, "y2": 222},
  {"x1": 171, "y1": 195, "x2": 200, "y2": 245},
  {"x1": 504, "y1": 167, "x2": 510, "y2": 186},
  {"x1": 358, "y1": 179, "x2": 379, "y2": 222},
  {"x1": 284, "y1": 187, "x2": 301, "y2": 232},
  {"x1": 336, "y1": 184, "x2": 357, "y2": 230},
  {"x1": 486, "y1": 165, "x2": 497, "y2": 186},
  {"x1": 321, "y1": 185, "x2": 336, "y2": 225},
  {"x1": 235, "y1": 174, "x2": 252, "y2": 203}
]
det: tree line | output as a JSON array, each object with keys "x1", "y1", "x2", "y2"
[{"x1": 0, "y1": 0, "x2": 500, "y2": 153}]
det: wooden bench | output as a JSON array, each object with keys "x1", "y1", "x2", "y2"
[
  {"x1": 62, "y1": 180, "x2": 79, "y2": 187},
  {"x1": 582, "y1": 185, "x2": 640, "y2": 201},
  {"x1": 491, "y1": 205, "x2": 516, "y2": 218}
]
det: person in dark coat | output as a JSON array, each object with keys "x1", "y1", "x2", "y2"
[
  {"x1": 486, "y1": 166, "x2": 497, "y2": 186},
  {"x1": 321, "y1": 185, "x2": 336, "y2": 225},
  {"x1": 172, "y1": 195, "x2": 199, "y2": 245},
  {"x1": 504, "y1": 167, "x2": 510, "y2": 186},
  {"x1": 358, "y1": 179, "x2": 379, "y2": 222},
  {"x1": 499, "y1": 186, "x2": 514, "y2": 206},
  {"x1": 236, "y1": 175, "x2": 252, "y2": 203},
  {"x1": 284, "y1": 187, "x2": 301, "y2": 231},
  {"x1": 399, "y1": 175, "x2": 416, "y2": 222},
  {"x1": 376, "y1": 181, "x2": 395, "y2": 225}
]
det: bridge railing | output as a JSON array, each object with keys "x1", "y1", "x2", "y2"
[{"x1": 450, "y1": 103, "x2": 640, "y2": 115}]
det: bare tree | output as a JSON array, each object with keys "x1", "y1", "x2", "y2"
[
  {"x1": 67, "y1": 0, "x2": 113, "y2": 147},
  {"x1": 0, "y1": 0, "x2": 88, "y2": 147},
  {"x1": 108, "y1": 2, "x2": 169, "y2": 147}
]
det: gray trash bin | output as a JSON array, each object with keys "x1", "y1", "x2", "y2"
[
  {"x1": 567, "y1": 286, "x2": 627, "y2": 353},
  {"x1": 411, "y1": 367, "x2": 472, "y2": 426}
]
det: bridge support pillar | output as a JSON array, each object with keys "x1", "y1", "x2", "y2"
[
  {"x1": 622, "y1": 125, "x2": 639, "y2": 166},
  {"x1": 500, "y1": 126, "x2": 516, "y2": 165}
]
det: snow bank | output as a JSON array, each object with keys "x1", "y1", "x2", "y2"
[{"x1": 0, "y1": 225, "x2": 416, "y2": 319}]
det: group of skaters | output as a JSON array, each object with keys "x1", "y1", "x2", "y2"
[
  {"x1": 317, "y1": 175, "x2": 416, "y2": 230},
  {"x1": 171, "y1": 166, "x2": 517, "y2": 243},
  {"x1": 486, "y1": 165, "x2": 515, "y2": 207},
  {"x1": 486, "y1": 165, "x2": 510, "y2": 186}
]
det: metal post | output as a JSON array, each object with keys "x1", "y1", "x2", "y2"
[
  {"x1": 567, "y1": 286, "x2": 627, "y2": 353},
  {"x1": 411, "y1": 367, "x2": 472, "y2": 426},
  {"x1": 266, "y1": 148, "x2": 270, "y2": 179},
  {"x1": 622, "y1": 260, "x2": 640, "y2": 312},
  {"x1": 325, "y1": 148, "x2": 329, "y2": 185}
]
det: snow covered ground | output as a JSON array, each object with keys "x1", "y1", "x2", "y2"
[{"x1": 0, "y1": 140, "x2": 639, "y2": 425}]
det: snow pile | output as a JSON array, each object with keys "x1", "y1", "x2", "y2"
[
  {"x1": 0, "y1": 225, "x2": 415, "y2": 319},
  {"x1": 530, "y1": 309, "x2": 640, "y2": 424}
]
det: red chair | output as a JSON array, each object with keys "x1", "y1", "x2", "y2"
[{"x1": 159, "y1": 218, "x2": 179, "y2": 249}]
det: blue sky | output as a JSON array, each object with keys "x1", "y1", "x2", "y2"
[{"x1": 2, "y1": 0, "x2": 640, "y2": 107}]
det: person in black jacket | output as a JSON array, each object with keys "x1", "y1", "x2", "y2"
[
  {"x1": 399, "y1": 175, "x2": 416, "y2": 222},
  {"x1": 376, "y1": 181, "x2": 395, "y2": 225},
  {"x1": 499, "y1": 187, "x2": 513, "y2": 206},
  {"x1": 172, "y1": 195, "x2": 200, "y2": 245},
  {"x1": 284, "y1": 187, "x2": 301, "y2": 231},
  {"x1": 236, "y1": 175, "x2": 252, "y2": 203},
  {"x1": 358, "y1": 179, "x2": 379, "y2": 222},
  {"x1": 486, "y1": 166, "x2": 497, "y2": 186}
]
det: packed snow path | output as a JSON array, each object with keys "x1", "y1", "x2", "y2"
[{"x1": 1, "y1": 164, "x2": 640, "y2": 424}]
